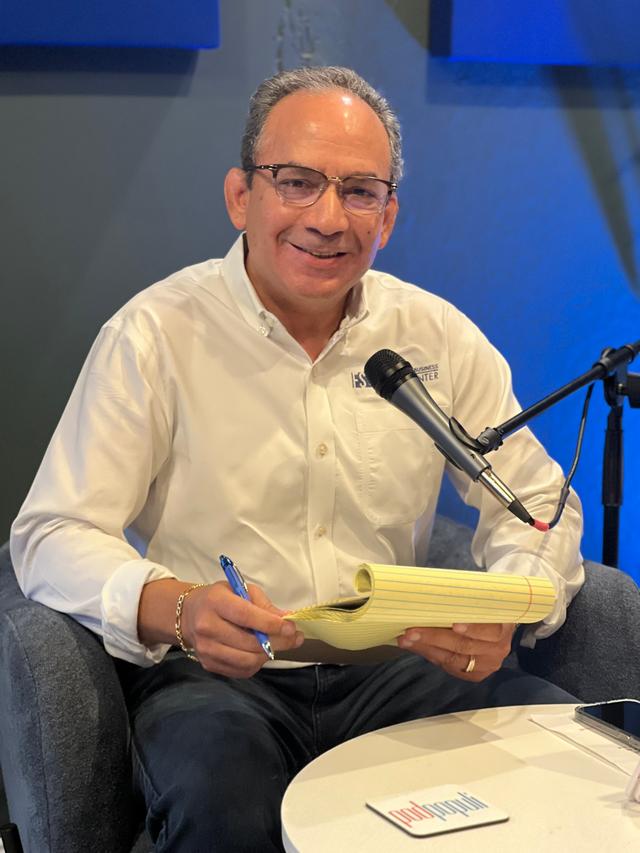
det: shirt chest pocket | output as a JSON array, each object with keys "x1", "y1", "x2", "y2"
[{"x1": 355, "y1": 403, "x2": 435, "y2": 526}]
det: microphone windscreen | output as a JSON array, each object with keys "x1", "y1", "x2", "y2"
[{"x1": 364, "y1": 349, "x2": 414, "y2": 400}]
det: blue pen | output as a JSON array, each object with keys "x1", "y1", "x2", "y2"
[{"x1": 219, "y1": 555, "x2": 275, "y2": 660}]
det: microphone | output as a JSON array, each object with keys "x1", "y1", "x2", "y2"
[{"x1": 364, "y1": 349, "x2": 547, "y2": 530}]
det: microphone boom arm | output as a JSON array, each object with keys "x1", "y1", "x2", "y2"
[
  {"x1": 474, "y1": 340, "x2": 640, "y2": 454},
  {"x1": 472, "y1": 339, "x2": 640, "y2": 567}
]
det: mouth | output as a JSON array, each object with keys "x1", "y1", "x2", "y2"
[{"x1": 290, "y1": 242, "x2": 347, "y2": 260}]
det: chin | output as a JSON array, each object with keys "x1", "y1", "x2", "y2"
[{"x1": 290, "y1": 277, "x2": 355, "y2": 300}]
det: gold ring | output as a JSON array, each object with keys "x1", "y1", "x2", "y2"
[{"x1": 464, "y1": 655, "x2": 476, "y2": 674}]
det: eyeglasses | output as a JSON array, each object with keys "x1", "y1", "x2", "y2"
[{"x1": 247, "y1": 164, "x2": 397, "y2": 214}]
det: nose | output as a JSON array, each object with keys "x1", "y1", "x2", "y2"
[{"x1": 302, "y1": 180, "x2": 350, "y2": 236}]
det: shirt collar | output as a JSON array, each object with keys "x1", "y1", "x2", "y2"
[
  {"x1": 221, "y1": 234, "x2": 274, "y2": 336},
  {"x1": 340, "y1": 279, "x2": 369, "y2": 330}
]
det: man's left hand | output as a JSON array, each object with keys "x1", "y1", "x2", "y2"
[{"x1": 397, "y1": 623, "x2": 517, "y2": 682}]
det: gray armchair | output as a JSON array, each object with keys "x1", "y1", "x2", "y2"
[{"x1": 1, "y1": 516, "x2": 639, "y2": 853}]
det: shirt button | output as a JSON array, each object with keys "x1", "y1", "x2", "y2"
[
  {"x1": 317, "y1": 442, "x2": 328, "y2": 457},
  {"x1": 315, "y1": 525, "x2": 327, "y2": 538},
  {"x1": 258, "y1": 325, "x2": 269, "y2": 336}
]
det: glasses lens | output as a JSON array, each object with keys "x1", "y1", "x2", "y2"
[
  {"x1": 341, "y1": 177, "x2": 388, "y2": 213},
  {"x1": 274, "y1": 167, "x2": 324, "y2": 205}
]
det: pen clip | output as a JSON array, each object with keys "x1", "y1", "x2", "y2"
[{"x1": 219, "y1": 554, "x2": 249, "y2": 594}]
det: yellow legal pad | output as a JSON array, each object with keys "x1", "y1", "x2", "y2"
[{"x1": 285, "y1": 564, "x2": 556, "y2": 651}]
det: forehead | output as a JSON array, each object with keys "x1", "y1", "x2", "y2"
[{"x1": 256, "y1": 89, "x2": 392, "y2": 178}]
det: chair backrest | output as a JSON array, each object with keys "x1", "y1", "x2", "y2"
[
  {"x1": 0, "y1": 542, "x2": 141, "y2": 853},
  {"x1": 427, "y1": 514, "x2": 478, "y2": 570}
]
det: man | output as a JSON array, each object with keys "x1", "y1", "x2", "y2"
[{"x1": 11, "y1": 67, "x2": 584, "y2": 851}]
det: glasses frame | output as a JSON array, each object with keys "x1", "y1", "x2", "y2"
[{"x1": 247, "y1": 163, "x2": 398, "y2": 214}]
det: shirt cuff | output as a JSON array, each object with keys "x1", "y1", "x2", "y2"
[
  {"x1": 486, "y1": 551, "x2": 585, "y2": 648},
  {"x1": 101, "y1": 557, "x2": 176, "y2": 666}
]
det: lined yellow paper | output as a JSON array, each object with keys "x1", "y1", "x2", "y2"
[{"x1": 285, "y1": 564, "x2": 556, "y2": 651}]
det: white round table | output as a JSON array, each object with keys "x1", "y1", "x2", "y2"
[{"x1": 281, "y1": 704, "x2": 640, "y2": 851}]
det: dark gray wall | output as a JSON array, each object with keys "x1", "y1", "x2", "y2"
[{"x1": 1, "y1": 0, "x2": 639, "y2": 574}]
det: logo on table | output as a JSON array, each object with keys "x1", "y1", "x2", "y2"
[
  {"x1": 367, "y1": 785, "x2": 508, "y2": 837},
  {"x1": 351, "y1": 363, "x2": 439, "y2": 389},
  {"x1": 387, "y1": 790, "x2": 488, "y2": 828}
]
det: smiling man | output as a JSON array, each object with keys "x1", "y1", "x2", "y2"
[
  {"x1": 224, "y1": 87, "x2": 398, "y2": 361},
  {"x1": 11, "y1": 67, "x2": 584, "y2": 852}
]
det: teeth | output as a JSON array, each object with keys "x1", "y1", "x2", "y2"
[
  {"x1": 295, "y1": 244, "x2": 342, "y2": 258},
  {"x1": 307, "y1": 249, "x2": 340, "y2": 258}
]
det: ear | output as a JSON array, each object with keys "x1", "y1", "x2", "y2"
[
  {"x1": 224, "y1": 168, "x2": 251, "y2": 230},
  {"x1": 378, "y1": 194, "x2": 399, "y2": 250}
]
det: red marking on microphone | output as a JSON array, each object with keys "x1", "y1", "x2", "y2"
[{"x1": 532, "y1": 519, "x2": 550, "y2": 532}]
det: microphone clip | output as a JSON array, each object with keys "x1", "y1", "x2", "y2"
[{"x1": 449, "y1": 418, "x2": 498, "y2": 455}]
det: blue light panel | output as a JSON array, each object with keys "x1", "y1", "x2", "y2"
[
  {"x1": 0, "y1": 1, "x2": 220, "y2": 49},
  {"x1": 430, "y1": 0, "x2": 640, "y2": 66}
]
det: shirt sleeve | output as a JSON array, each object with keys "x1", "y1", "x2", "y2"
[
  {"x1": 10, "y1": 319, "x2": 176, "y2": 666},
  {"x1": 442, "y1": 307, "x2": 585, "y2": 646}
]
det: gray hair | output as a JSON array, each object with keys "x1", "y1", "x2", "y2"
[{"x1": 240, "y1": 66, "x2": 403, "y2": 183}]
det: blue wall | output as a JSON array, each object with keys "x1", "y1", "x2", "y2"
[
  {"x1": 0, "y1": 1, "x2": 220, "y2": 49},
  {"x1": 1, "y1": 0, "x2": 639, "y2": 578},
  {"x1": 431, "y1": 0, "x2": 640, "y2": 65}
]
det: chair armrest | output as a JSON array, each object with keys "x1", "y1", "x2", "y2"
[
  {"x1": 518, "y1": 560, "x2": 640, "y2": 702},
  {"x1": 0, "y1": 542, "x2": 140, "y2": 853}
]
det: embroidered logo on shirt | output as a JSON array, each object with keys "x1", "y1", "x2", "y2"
[{"x1": 351, "y1": 363, "x2": 439, "y2": 389}]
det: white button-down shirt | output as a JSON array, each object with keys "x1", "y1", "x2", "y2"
[{"x1": 11, "y1": 235, "x2": 584, "y2": 666}]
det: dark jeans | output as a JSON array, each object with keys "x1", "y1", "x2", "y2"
[{"x1": 118, "y1": 649, "x2": 575, "y2": 853}]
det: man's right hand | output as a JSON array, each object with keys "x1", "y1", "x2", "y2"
[
  {"x1": 180, "y1": 581, "x2": 304, "y2": 677},
  {"x1": 137, "y1": 577, "x2": 304, "y2": 677}
]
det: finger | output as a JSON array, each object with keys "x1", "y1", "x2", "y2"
[
  {"x1": 401, "y1": 636, "x2": 503, "y2": 682},
  {"x1": 191, "y1": 602, "x2": 304, "y2": 663},
  {"x1": 398, "y1": 628, "x2": 513, "y2": 682},
  {"x1": 247, "y1": 584, "x2": 291, "y2": 619},
  {"x1": 246, "y1": 583, "x2": 281, "y2": 612},
  {"x1": 398, "y1": 626, "x2": 500, "y2": 657},
  {"x1": 197, "y1": 622, "x2": 305, "y2": 675},
  {"x1": 193, "y1": 603, "x2": 303, "y2": 655},
  {"x1": 191, "y1": 604, "x2": 270, "y2": 653},
  {"x1": 452, "y1": 622, "x2": 515, "y2": 642},
  {"x1": 186, "y1": 583, "x2": 303, "y2": 673},
  {"x1": 195, "y1": 617, "x2": 295, "y2": 673},
  {"x1": 246, "y1": 585, "x2": 300, "y2": 638},
  {"x1": 215, "y1": 584, "x2": 297, "y2": 638},
  {"x1": 270, "y1": 630, "x2": 305, "y2": 653},
  {"x1": 415, "y1": 643, "x2": 497, "y2": 678},
  {"x1": 196, "y1": 638, "x2": 268, "y2": 678}
]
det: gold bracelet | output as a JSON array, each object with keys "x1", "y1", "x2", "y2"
[{"x1": 175, "y1": 583, "x2": 207, "y2": 661}]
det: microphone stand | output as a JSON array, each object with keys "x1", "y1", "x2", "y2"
[{"x1": 464, "y1": 341, "x2": 640, "y2": 568}]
